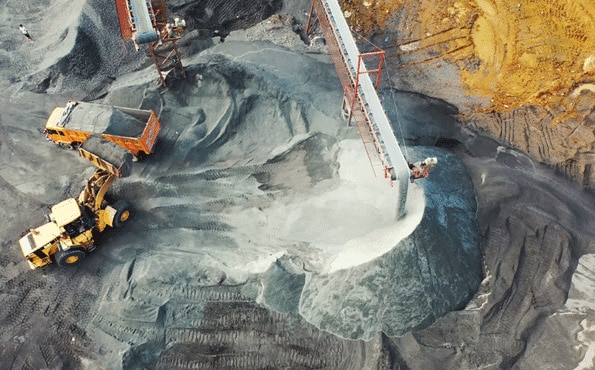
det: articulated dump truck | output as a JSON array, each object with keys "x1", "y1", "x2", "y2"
[
  {"x1": 19, "y1": 136, "x2": 133, "y2": 270},
  {"x1": 44, "y1": 100, "x2": 160, "y2": 158}
]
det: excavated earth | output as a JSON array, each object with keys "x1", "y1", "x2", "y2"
[
  {"x1": 0, "y1": 0, "x2": 594, "y2": 369},
  {"x1": 342, "y1": 0, "x2": 595, "y2": 192}
]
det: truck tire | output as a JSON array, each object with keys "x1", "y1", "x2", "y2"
[
  {"x1": 112, "y1": 200, "x2": 131, "y2": 228},
  {"x1": 59, "y1": 143, "x2": 74, "y2": 150},
  {"x1": 58, "y1": 142, "x2": 80, "y2": 150},
  {"x1": 55, "y1": 247, "x2": 86, "y2": 267},
  {"x1": 135, "y1": 151, "x2": 147, "y2": 161}
]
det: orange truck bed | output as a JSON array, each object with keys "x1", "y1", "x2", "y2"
[{"x1": 44, "y1": 101, "x2": 160, "y2": 157}]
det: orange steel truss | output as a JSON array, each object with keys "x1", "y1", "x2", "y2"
[
  {"x1": 147, "y1": 40, "x2": 185, "y2": 86},
  {"x1": 115, "y1": 0, "x2": 133, "y2": 39},
  {"x1": 349, "y1": 51, "x2": 385, "y2": 126}
]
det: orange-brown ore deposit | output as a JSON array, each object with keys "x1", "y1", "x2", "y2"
[{"x1": 340, "y1": 0, "x2": 595, "y2": 189}]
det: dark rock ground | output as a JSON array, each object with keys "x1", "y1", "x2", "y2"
[{"x1": 0, "y1": 1, "x2": 593, "y2": 369}]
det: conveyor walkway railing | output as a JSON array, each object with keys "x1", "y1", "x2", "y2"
[{"x1": 307, "y1": 0, "x2": 411, "y2": 218}]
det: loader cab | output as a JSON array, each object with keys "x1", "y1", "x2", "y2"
[
  {"x1": 63, "y1": 206, "x2": 95, "y2": 237},
  {"x1": 50, "y1": 198, "x2": 95, "y2": 236}
]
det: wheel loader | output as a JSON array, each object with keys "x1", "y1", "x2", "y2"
[{"x1": 18, "y1": 136, "x2": 133, "y2": 269}]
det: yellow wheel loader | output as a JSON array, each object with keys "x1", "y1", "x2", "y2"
[{"x1": 18, "y1": 136, "x2": 133, "y2": 269}]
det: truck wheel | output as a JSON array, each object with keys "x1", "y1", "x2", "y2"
[
  {"x1": 112, "y1": 200, "x2": 131, "y2": 228},
  {"x1": 55, "y1": 247, "x2": 86, "y2": 267},
  {"x1": 135, "y1": 152, "x2": 147, "y2": 161},
  {"x1": 59, "y1": 143, "x2": 74, "y2": 150}
]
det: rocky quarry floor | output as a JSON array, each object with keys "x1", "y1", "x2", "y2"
[{"x1": 0, "y1": 0, "x2": 594, "y2": 369}]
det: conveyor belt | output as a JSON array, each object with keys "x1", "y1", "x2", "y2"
[{"x1": 310, "y1": 0, "x2": 411, "y2": 218}]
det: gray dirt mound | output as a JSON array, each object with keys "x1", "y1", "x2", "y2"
[
  {"x1": 169, "y1": 0, "x2": 284, "y2": 41},
  {"x1": 56, "y1": 28, "x2": 101, "y2": 80},
  {"x1": 299, "y1": 147, "x2": 481, "y2": 340},
  {"x1": 3, "y1": 1, "x2": 592, "y2": 369},
  {"x1": 80, "y1": 36, "x2": 483, "y2": 365},
  {"x1": 124, "y1": 55, "x2": 321, "y2": 172},
  {"x1": 24, "y1": 1, "x2": 145, "y2": 96},
  {"x1": 264, "y1": 133, "x2": 340, "y2": 187}
]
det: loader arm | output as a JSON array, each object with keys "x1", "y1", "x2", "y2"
[
  {"x1": 78, "y1": 169, "x2": 117, "y2": 211},
  {"x1": 77, "y1": 135, "x2": 133, "y2": 211}
]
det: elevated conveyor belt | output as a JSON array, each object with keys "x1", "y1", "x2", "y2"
[
  {"x1": 114, "y1": 0, "x2": 186, "y2": 86},
  {"x1": 128, "y1": 0, "x2": 158, "y2": 44},
  {"x1": 307, "y1": 0, "x2": 411, "y2": 218}
]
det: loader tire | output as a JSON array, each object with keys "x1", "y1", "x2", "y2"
[
  {"x1": 112, "y1": 200, "x2": 131, "y2": 228},
  {"x1": 55, "y1": 247, "x2": 86, "y2": 267}
]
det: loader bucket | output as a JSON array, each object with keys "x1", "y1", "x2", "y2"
[{"x1": 79, "y1": 135, "x2": 133, "y2": 177}]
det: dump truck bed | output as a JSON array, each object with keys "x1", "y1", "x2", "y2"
[
  {"x1": 45, "y1": 101, "x2": 160, "y2": 156},
  {"x1": 62, "y1": 103, "x2": 147, "y2": 137}
]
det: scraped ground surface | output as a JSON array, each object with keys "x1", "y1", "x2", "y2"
[
  {"x1": 342, "y1": 0, "x2": 595, "y2": 190},
  {"x1": 0, "y1": 0, "x2": 594, "y2": 369},
  {"x1": 342, "y1": 0, "x2": 595, "y2": 114}
]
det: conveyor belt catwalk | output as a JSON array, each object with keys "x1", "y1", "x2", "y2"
[
  {"x1": 115, "y1": 0, "x2": 186, "y2": 86},
  {"x1": 307, "y1": 0, "x2": 411, "y2": 218}
]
